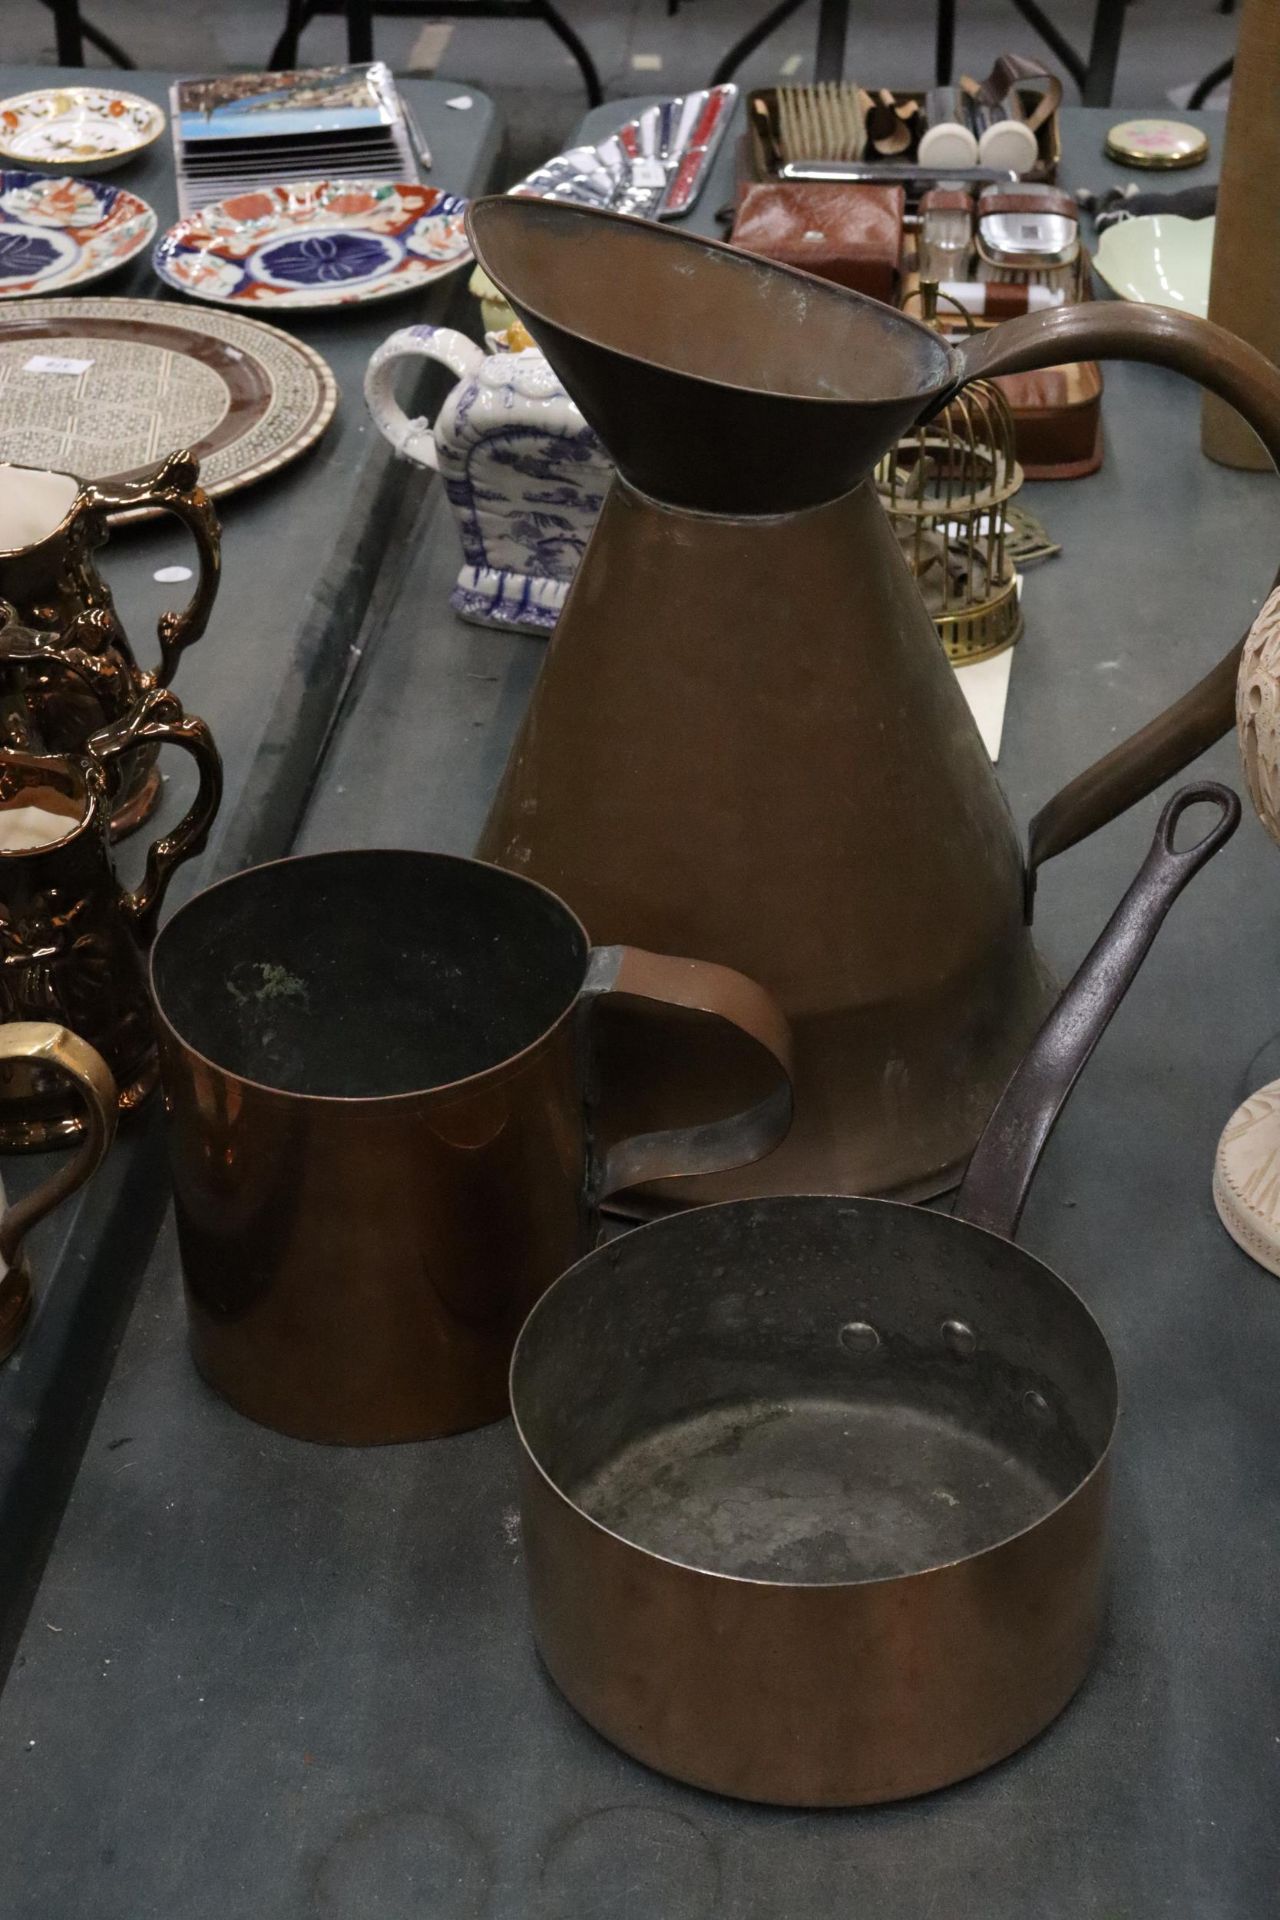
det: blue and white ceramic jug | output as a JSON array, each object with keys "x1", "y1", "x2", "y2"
[{"x1": 364, "y1": 323, "x2": 611, "y2": 635}]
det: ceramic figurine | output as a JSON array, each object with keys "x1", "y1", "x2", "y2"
[
  {"x1": 364, "y1": 323, "x2": 611, "y2": 635},
  {"x1": 1215, "y1": 584, "x2": 1280, "y2": 1272}
]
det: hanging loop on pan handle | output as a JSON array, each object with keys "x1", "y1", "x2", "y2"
[
  {"x1": 947, "y1": 304, "x2": 1280, "y2": 917},
  {"x1": 953, "y1": 781, "x2": 1241, "y2": 1242},
  {"x1": 579, "y1": 945, "x2": 793, "y2": 1203}
]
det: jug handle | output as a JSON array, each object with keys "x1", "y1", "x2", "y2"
[
  {"x1": 949, "y1": 305, "x2": 1280, "y2": 916},
  {"x1": 579, "y1": 945, "x2": 793, "y2": 1201},
  {"x1": 364, "y1": 325, "x2": 487, "y2": 469},
  {"x1": 86, "y1": 688, "x2": 224, "y2": 944},
  {"x1": 953, "y1": 782, "x2": 1239, "y2": 1241},
  {"x1": 86, "y1": 449, "x2": 221, "y2": 689},
  {"x1": 0, "y1": 1024, "x2": 116, "y2": 1359}
]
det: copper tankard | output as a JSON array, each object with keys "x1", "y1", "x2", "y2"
[
  {"x1": 0, "y1": 686, "x2": 222, "y2": 1148},
  {"x1": 149, "y1": 850, "x2": 792, "y2": 1444},
  {"x1": 0, "y1": 450, "x2": 220, "y2": 837},
  {"x1": 0, "y1": 1023, "x2": 116, "y2": 1360}
]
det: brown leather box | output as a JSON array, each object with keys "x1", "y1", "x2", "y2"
[
  {"x1": 731, "y1": 182, "x2": 905, "y2": 305},
  {"x1": 994, "y1": 363, "x2": 1105, "y2": 479}
]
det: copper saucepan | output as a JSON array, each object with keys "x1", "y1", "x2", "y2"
[{"x1": 509, "y1": 783, "x2": 1239, "y2": 1806}]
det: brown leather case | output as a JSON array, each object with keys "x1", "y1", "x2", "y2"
[
  {"x1": 731, "y1": 182, "x2": 905, "y2": 304},
  {"x1": 994, "y1": 362, "x2": 1105, "y2": 479}
]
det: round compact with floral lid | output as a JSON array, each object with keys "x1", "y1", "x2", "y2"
[{"x1": 1104, "y1": 117, "x2": 1209, "y2": 171}]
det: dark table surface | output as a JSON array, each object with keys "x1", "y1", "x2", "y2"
[
  {"x1": 0, "y1": 66, "x2": 501, "y2": 1664},
  {"x1": 6, "y1": 100, "x2": 1280, "y2": 1920}
]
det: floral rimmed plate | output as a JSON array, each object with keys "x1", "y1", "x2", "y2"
[
  {"x1": 0, "y1": 172, "x2": 155, "y2": 299},
  {"x1": 154, "y1": 179, "x2": 471, "y2": 310},
  {"x1": 0, "y1": 87, "x2": 165, "y2": 174}
]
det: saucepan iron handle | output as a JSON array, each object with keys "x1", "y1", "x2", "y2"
[
  {"x1": 952, "y1": 781, "x2": 1240, "y2": 1241},
  {"x1": 579, "y1": 945, "x2": 793, "y2": 1202},
  {"x1": 949, "y1": 305, "x2": 1280, "y2": 915}
]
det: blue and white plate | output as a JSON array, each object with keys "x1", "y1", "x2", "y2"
[
  {"x1": 153, "y1": 179, "x2": 471, "y2": 311},
  {"x1": 0, "y1": 171, "x2": 155, "y2": 298}
]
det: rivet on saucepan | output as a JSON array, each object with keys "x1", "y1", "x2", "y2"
[
  {"x1": 941, "y1": 1318, "x2": 976, "y2": 1357},
  {"x1": 1022, "y1": 1389, "x2": 1052, "y2": 1423},
  {"x1": 839, "y1": 1320, "x2": 879, "y2": 1353},
  {"x1": 803, "y1": 229, "x2": 826, "y2": 242}
]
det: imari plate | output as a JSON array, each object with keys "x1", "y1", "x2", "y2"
[
  {"x1": 0, "y1": 87, "x2": 166, "y2": 174},
  {"x1": 154, "y1": 179, "x2": 471, "y2": 310},
  {"x1": 0, "y1": 172, "x2": 156, "y2": 299}
]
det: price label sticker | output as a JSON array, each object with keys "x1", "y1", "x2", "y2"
[{"x1": 23, "y1": 355, "x2": 93, "y2": 376}]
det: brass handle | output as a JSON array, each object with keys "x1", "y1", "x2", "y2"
[
  {"x1": 0, "y1": 1024, "x2": 116, "y2": 1359},
  {"x1": 86, "y1": 688, "x2": 224, "y2": 942},
  {"x1": 953, "y1": 303, "x2": 1280, "y2": 912},
  {"x1": 580, "y1": 945, "x2": 793, "y2": 1200},
  {"x1": 87, "y1": 449, "x2": 221, "y2": 687}
]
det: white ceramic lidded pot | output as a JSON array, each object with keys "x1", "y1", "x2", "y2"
[{"x1": 364, "y1": 323, "x2": 612, "y2": 635}]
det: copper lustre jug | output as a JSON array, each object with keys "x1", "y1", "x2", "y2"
[
  {"x1": 0, "y1": 683, "x2": 222, "y2": 1148},
  {"x1": 0, "y1": 449, "x2": 220, "y2": 838},
  {"x1": 467, "y1": 197, "x2": 1280, "y2": 1204}
]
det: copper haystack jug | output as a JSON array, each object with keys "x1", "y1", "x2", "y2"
[{"x1": 468, "y1": 198, "x2": 1280, "y2": 1202}]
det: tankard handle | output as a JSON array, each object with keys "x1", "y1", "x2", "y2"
[
  {"x1": 579, "y1": 946, "x2": 793, "y2": 1201},
  {"x1": 86, "y1": 688, "x2": 224, "y2": 943},
  {"x1": 87, "y1": 450, "x2": 221, "y2": 688},
  {"x1": 950, "y1": 304, "x2": 1280, "y2": 914},
  {"x1": 0, "y1": 1024, "x2": 116, "y2": 1361},
  {"x1": 364, "y1": 325, "x2": 486, "y2": 469}
]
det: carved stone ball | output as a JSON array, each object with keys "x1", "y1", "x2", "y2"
[{"x1": 1237, "y1": 583, "x2": 1280, "y2": 847}]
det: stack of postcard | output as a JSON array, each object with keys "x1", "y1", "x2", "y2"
[{"x1": 170, "y1": 63, "x2": 416, "y2": 214}]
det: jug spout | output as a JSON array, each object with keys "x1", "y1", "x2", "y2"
[
  {"x1": 466, "y1": 197, "x2": 958, "y2": 516},
  {"x1": 0, "y1": 465, "x2": 80, "y2": 556}
]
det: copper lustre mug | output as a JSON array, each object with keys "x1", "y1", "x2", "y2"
[
  {"x1": 0, "y1": 1023, "x2": 116, "y2": 1361},
  {"x1": 149, "y1": 849, "x2": 793, "y2": 1445},
  {"x1": 0, "y1": 685, "x2": 223, "y2": 1148},
  {"x1": 0, "y1": 450, "x2": 220, "y2": 838}
]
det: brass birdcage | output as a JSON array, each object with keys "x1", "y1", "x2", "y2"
[{"x1": 876, "y1": 291, "x2": 1025, "y2": 666}]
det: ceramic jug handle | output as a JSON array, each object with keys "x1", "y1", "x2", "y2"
[
  {"x1": 364, "y1": 325, "x2": 486, "y2": 469},
  {"x1": 579, "y1": 946, "x2": 793, "y2": 1200},
  {"x1": 86, "y1": 688, "x2": 224, "y2": 944},
  {"x1": 0, "y1": 1024, "x2": 116, "y2": 1360},
  {"x1": 86, "y1": 449, "x2": 221, "y2": 688},
  {"x1": 952, "y1": 305, "x2": 1280, "y2": 913}
]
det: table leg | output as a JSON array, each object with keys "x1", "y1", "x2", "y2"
[
  {"x1": 711, "y1": 0, "x2": 809, "y2": 86},
  {"x1": 268, "y1": 0, "x2": 312, "y2": 67},
  {"x1": 536, "y1": 2, "x2": 604, "y2": 106},
  {"x1": 934, "y1": 0, "x2": 955, "y2": 85},
  {"x1": 1008, "y1": 0, "x2": 1086, "y2": 88},
  {"x1": 1081, "y1": 0, "x2": 1128, "y2": 106},
  {"x1": 346, "y1": 0, "x2": 375, "y2": 61},
  {"x1": 814, "y1": 0, "x2": 849, "y2": 80},
  {"x1": 45, "y1": 0, "x2": 84, "y2": 65}
]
